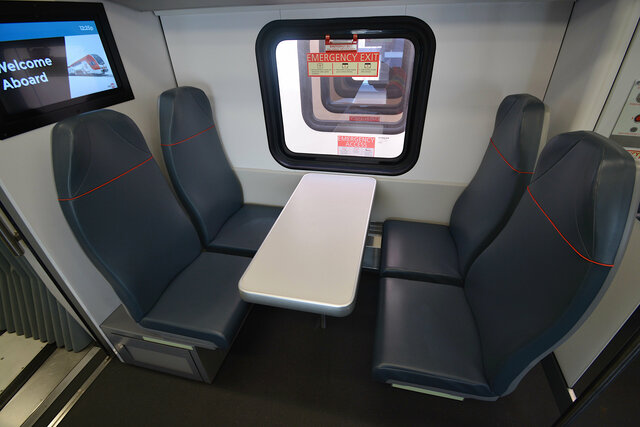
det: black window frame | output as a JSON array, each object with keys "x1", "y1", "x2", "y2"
[{"x1": 255, "y1": 16, "x2": 436, "y2": 176}]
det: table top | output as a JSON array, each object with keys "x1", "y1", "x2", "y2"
[{"x1": 238, "y1": 173, "x2": 376, "y2": 316}]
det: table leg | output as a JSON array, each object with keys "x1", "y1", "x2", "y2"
[{"x1": 320, "y1": 314, "x2": 326, "y2": 329}]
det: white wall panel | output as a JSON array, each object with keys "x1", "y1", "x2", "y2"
[
  {"x1": 554, "y1": 19, "x2": 640, "y2": 387},
  {"x1": 279, "y1": 4, "x2": 403, "y2": 18},
  {"x1": 555, "y1": 221, "x2": 640, "y2": 387},
  {"x1": 544, "y1": 0, "x2": 640, "y2": 139},
  {"x1": 406, "y1": 2, "x2": 570, "y2": 182},
  {"x1": 162, "y1": 1, "x2": 572, "y2": 221},
  {"x1": 161, "y1": 10, "x2": 282, "y2": 172},
  {"x1": 0, "y1": 1, "x2": 177, "y2": 339}
]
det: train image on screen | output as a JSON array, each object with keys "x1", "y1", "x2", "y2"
[{"x1": 67, "y1": 54, "x2": 109, "y2": 75}]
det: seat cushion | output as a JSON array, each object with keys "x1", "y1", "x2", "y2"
[
  {"x1": 373, "y1": 277, "x2": 493, "y2": 399},
  {"x1": 207, "y1": 204, "x2": 282, "y2": 257},
  {"x1": 140, "y1": 252, "x2": 251, "y2": 348},
  {"x1": 380, "y1": 220, "x2": 462, "y2": 285}
]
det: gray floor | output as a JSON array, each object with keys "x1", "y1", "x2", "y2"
[
  {"x1": 0, "y1": 340, "x2": 95, "y2": 427},
  {"x1": 0, "y1": 333, "x2": 47, "y2": 396},
  {"x1": 56, "y1": 274, "x2": 562, "y2": 427}
]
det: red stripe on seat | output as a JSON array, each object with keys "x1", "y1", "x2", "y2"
[
  {"x1": 527, "y1": 187, "x2": 613, "y2": 267},
  {"x1": 58, "y1": 156, "x2": 154, "y2": 202},
  {"x1": 490, "y1": 138, "x2": 534, "y2": 174},
  {"x1": 161, "y1": 124, "x2": 214, "y2": 147}
]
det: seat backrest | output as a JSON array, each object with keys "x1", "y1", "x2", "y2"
[
  {"x1": 449, "y1": 94, "x2": 545, "y2": 275},
  {"x1": 52, "y1": 110, "x2": 202, "y2": 322},
  {"x1": 464, "y1": 131, "x2": 639, "y2": 396},
  {"x1": 159, "y1": 86, "x2": 243, "y2": 246}
]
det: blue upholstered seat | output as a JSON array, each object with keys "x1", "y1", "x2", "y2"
[
  {"x1": 140, "y1": 251, "x2": 250, "y2": 348},
  {"x1": 374, "y1": 277, "x2": 489, "y2": 397},
  {"x1": 381, "y1": 221, "x2": 462, "y2": 285},
  {"x1": 381, "y1": 94, "x2": 546, "y2": 284},
  {"x1": 52, "y1": 109, "x2": 250, "y2": 349},
  {"x1": 158, "y1": 86, "x2": 281, "y2": 257},
  {"x1": 374, "y1": 131, "x2": 639, "y2": 400}
]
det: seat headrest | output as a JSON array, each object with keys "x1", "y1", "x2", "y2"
[
  {"x1": 529, "y1": 131, "x2": 636, "y2": 266},
  {"x1": 491, "y1": 93, "x2": 546, "y2": 173},
  {"x1": 159, "y1": 86, "x2": 215, "y2": 147},
  {"x1": 52, "y1": 109, "x2": 152, "y2": 201}
]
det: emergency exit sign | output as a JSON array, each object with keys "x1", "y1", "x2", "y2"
[{"x1": 307, "y1": 52, "x2": 379, "y2": 77}]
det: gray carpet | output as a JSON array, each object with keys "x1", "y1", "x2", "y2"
[{"x1": 60, "y1": 272, "x2": 562, "y2": 426}]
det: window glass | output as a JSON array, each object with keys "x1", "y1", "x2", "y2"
[{"x1": 276, "y1": 38, "x2": 415, "y2": 159}]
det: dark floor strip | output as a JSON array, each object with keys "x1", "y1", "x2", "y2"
[
  {"x1": 542, "y1": 353, "x2": 573, "y2": 413},
  {"x1": 32, "y1": 348, "x2": 108, "y2": 427},
  {"x1": 558, "y1": 328, "x2": 640, "y2": 427},
  {"x1": 574, "y1": 304, "x2": 640, "y2": 396}
]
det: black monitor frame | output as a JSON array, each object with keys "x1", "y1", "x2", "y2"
[{"x1": 0, "y1": 1, "x2": 133, "y2": 139}]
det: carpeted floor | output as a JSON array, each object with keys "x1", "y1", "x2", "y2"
[{"x1": 60, "y1": 272, "x2": 564, "y2": 426}]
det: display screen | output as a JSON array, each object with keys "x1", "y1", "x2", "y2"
[
  {"x1": 0, "y1": 1, "x2": 133, "y2": 140},
  {"x1": 0, "y1": 20, "x2": 118, "y2": 115}
]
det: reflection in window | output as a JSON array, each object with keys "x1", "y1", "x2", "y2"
[{"x1": 277, "y1": 38, "x2": 415, "y2": 159}]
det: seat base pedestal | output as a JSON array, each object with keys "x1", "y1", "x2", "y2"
[
  {"x1": 101, "y1": 305, "x2": 228, "y2": 383},
  {"x1": 391, "y1": 383, "x2": 465, "y2": 401}
]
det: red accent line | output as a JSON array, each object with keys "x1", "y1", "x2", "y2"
[
  {"x1": 58, "y1": 156, "x2": 154, "y2": 202},
  {"x1": 161, "y1": 125, "x2": 214, "y2": 147},
  {"x1": 490, "y1": 138, "x2": 534, "y2": 174},
  {"x1": 527, "y1": 187, "x2": 613, "y2": 267}
]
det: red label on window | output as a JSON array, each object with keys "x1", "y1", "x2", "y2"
[
  {"x1": 306, "y1": 52, "x2": 379, "y2": 63},
  {"x1": 337, "y1": 135, "x2": 375, "y2": 157},
  {"x1": 626, "y1": 148, "x2": 640, "y2": 161},
  {"x1": 349, "y1": 115, "x2": 380, "y2": 122},
  {"x1": 307, "y1": 52, "x2": 380, "y2": 77},
  {"x1": 325, "y1": 35, "x2": 358, "y2": 52}
]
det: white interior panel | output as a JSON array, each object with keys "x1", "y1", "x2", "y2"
[
  {"x1": 401, "y1": 2, "x2": 570, "y2": 183},
  {"x1": 596, "y1": 27, "x2": 640, "y2": 137},
  {"x1": 555, "y1": 221, "x2": 640, "y2": 387},
  {"x1": 544, "y1": 0, "x2": 640, "y2": 139},
  {"x1": 0, "y1": 1, "x2": 177, "y2": 337},
  {"x1": 554, "y1": 20, "x2": 640, "y2": 388},
  {"x1": 235, "y1": 168, "x2": 464, "y2": 223},
  {"x1": 161, "y1": 1, "x2": 572, "y2": 221},
  {"x1": 160, "y1": 9, "x2": 282, "y2": 172},
  {"x1": 279, "y1": 3, "x2": 403, "y2": 18}
]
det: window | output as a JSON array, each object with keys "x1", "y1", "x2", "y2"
[{"x1": 256, "y1": 17, "x2": 435, "y2": 175}]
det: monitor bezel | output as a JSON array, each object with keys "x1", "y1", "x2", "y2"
[{"x1": 0, "y1": 1, "x2": 134, "y2": 139}]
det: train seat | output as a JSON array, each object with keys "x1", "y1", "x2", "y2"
[
  {"x1": 52, "y1": 109, "x2": 250, "y2": 349},
  {"x1": 159, "y1": 86, "x2": 281, "y2": 257},
  {"x1": 373, "y1": 131, "x2": 640, "y2": 400},
  {"x1": 381, "y1": 94, "x2": 546, "y2": 285}
]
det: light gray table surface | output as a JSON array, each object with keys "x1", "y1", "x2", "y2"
[{"x1": 238, "y1": 173, "x2": 376, "y2": 316}]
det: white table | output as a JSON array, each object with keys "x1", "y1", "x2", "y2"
[{"x1": 238, "y1": 173, "x2": 376, "y2": 317}]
